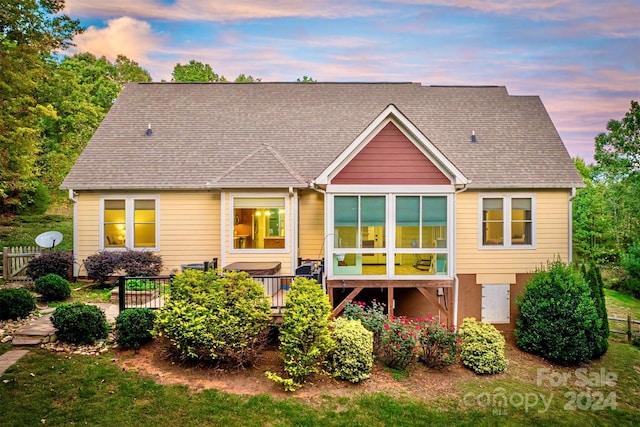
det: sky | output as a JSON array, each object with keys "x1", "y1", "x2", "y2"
[{"x1": 62, "y1": 0, "x2": 640, "y2": 163}]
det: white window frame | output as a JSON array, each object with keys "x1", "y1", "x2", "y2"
[
  {"x1": 327, "y1": 187, "x2": 454, "y2": 280},
  {"x1": 478, "y1": 194, "x2": 536, "y2": 250},
  {"x1": 100, "y1": 196, "x2": 160, "y2": 251},
  {"x1": 229, "y1": 194, "x2": 289, "y2": 253}
]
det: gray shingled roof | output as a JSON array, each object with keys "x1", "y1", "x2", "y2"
[{"x1": 61, "y1": 82, "x2": 583, "y2": 190}]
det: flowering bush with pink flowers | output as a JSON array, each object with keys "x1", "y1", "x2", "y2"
[
  {"x1": 380, "y1": 316, "x2": 417, "y2": 371},
  {"x1": 414, "y1": 316, "x2": 459, "y2": 368}
]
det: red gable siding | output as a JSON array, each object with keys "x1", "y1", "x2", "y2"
[{"x1": 331, "y1": 122, "x2": 451, "y2": 185}]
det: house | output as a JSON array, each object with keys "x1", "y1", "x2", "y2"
[{"x1": 61, "y1": 82, "x2": 583, "y2": 330}]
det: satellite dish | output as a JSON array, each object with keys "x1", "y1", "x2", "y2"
[{"x1": 35, "y1": 231, "x2": 63, "y2": 249}]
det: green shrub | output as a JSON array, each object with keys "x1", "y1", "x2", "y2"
[
  {"x1": 51, "y1": 302, "x2": 109, "y2": 344},
  {"x1": 268, "y1": 277, "x2": 334, "y2": 390},
  {"x1": 125, "y1": 278, "x2": 158, "y2": 291},
  {"x1": 154, "y1": 270, "x2": 271, "y2": 367},
  {"x1": 34, "y1": 273, "x2": 71, "y2": 301},
  {"x1": 380, "y1": 316, "x2": 417, "y2": 371},
  {"x1": 115, "y1": 308, "x2": 156, "y2": 350},
  {"x1": 327, "y1": 318, "x2": 373, "y2": 383},
  {"x1": 343, "y1": 300, "x2": 387, "y2": 353},
  {"x1": 26, "y1": 251, "x2": 73, "y2": 281},
  {"x1": 515, "y1": 260, "x2": 600, "y2": 365},
  {"x1": 0, "y1": 288, "x2": 36, "y2": 320},
  {"x1": 415, "y1": 316, "x2": 459, "y2": 368},
  {"x1": 582, "y1": 262, "x2": 609, "y2": 358},
  {"x1": 458, "y1": 318, "x2": 508, "y2": 374}
]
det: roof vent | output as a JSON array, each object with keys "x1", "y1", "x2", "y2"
[
  {"x1": 471, "y1": 130, "x2": 477, "y2": 143},
  {"x1": 146, "y1": 124, "x2": 152, "y2": 137}
]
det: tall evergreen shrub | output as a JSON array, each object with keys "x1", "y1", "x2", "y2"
[
  {"x1": 516, "y1": 260, "x2": 600, "y2": 365},
  {"x1": 583, "y1": 262, "x2": 609, "y2": 358}
]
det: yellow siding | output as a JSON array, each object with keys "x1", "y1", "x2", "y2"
[
  {"x1": 75, "y1": 192, "x2": 220, "y2": 276},
  {"x1": 299, "y1": 190, "x2": 325, "y2": 261},
  {"x1": 456, "y1": 190, "x2": 570, "y2": 275}
]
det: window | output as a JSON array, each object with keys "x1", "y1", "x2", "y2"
[
  {"x1": 233, "y1": 197, "x2": 286, "y2": 250},
  {"x1": 395, "y1": 196, "x2": 448, "y2": 275},
  {"x1": 103, "y1": 198, "x2": 157, "y2": 249},
  {"x1": 334, "y1": 196, "x2": 386, "y2": 276},
  {"x1": 331, "y1": 194, "x2": 450, "y2": 277},
  {"x1": 481, "y1": 195, "x2": 534, "y2": 248}
]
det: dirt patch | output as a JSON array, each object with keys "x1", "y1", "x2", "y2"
[{"x1": 114, "y1": 333, "x2": 550, "y2": 402}]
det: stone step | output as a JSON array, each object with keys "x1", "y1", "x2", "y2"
[{"x1": 12, "y1": 336, "x2": 43, "y2": 346}]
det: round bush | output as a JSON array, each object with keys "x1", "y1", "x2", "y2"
[
  {"x1": 26, "y1": 251, "x2": 73, "y2": 281},
  {"x1": 0, "y1": 288, "x2": 36, "y2": 320},
  {"x1": 327, "y1": 317, "x2": 373, "y2": 383},
  {"x1": 458, "y1": 317, "x2": 508, "y2": 375},
  {"x1": 115, "y1": 308, "x2": 156, "y2": 350},
  {"x1": 51, "y1": 302, "x2": 109, "y2": 344},
  {"x1": 34, "y1": 273, "x2": 71, "y2": 301},
  {"x1": 515, "y1": 260, "x2": 600, "y2": 365},
  {"x1": 155, "y1": 270, "x2": 272, "y2": 367}
]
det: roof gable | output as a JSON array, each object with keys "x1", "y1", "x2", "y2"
[{"x1": 315, "y1": 104, "x2": 468, "y2": 186}]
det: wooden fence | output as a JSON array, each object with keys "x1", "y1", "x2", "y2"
[
  {"x1": 608, "y1": 315, "x2": 640, "y2": 342},
  {"x1": 2, "y1": 246, "x2": 42, "y2": 282}
]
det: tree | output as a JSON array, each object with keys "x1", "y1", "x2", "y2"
[
  {"x1": 573, "y1": 101, "x2": 640, "y2": 263},
  {"x1": 234, "y1": 74, "x2": 261, "y2": 83},
  {"x1": 172, "y1": 60, "x2": 226, "y2": 82},
  {"x1": 595, "y1": 100, "x2": 640, "y2": 180},
  {"x1": 0, "y1": 0, "x2": 82, "y2": 213},
  {"x1": 296, "y1": 75, "x2": 316, "y2": 82}
]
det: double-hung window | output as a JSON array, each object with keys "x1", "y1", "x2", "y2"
[
  {"x1": 103, "y1": 198, "x2": 158, "y2": 250},
  {"x1": 480, "y1": 195, "x2": 534, "y2": 248}
]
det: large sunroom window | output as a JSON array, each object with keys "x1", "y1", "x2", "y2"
[
  {"x1": 394, "y1": 196, "x2": 448, "y2": 275},
  {"x1": 332, "y1": 194, "x2": 450, "y2": 277},
  {"x1": 233, "y1": 197, "x2": 286, "y2": 250},
  {"x1": 103, "y1": 198, "x2": 157, "y2": 249}
]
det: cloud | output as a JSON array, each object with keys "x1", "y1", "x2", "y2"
[
  {"x1": 64, "y1": 0, "x2": 381, "y2": 21},
  {"x1": 71, "y1": 17, "x2": 165, "y2": 65}
]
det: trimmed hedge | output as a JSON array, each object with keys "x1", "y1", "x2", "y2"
[
  {"x1": 34, "y1": 273, "x2": 71, "y2": 302},
  {"x1": 458, "y1": 317, "x2": 508, "y2": 375},
  {"x1": 84, "y1": 250, "x2": 163, "y2": 285},
  {"x1": 51, "y1": 302, "x2": 109, "y2": 344},
  {"x1": 155, "y1": 270, "x2": 271, "y2": 367},
  {"x1": 115, "y1": 308, "x2": 156, "y2": 350},
  {"x1": 327, "y1": 317, "x2": 373, "y2": 383},
  {"x1": 0, "y1": 288, "x2": 36, "y2": 320}
]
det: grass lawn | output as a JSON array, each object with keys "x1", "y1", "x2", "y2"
[
  {"x1": 0, "y1": 341, "x2": 637, "y2": 426},
  {"x1": 605, "y1": 289, "x2": 640, "y2": 340},
  {"x1": 0, "y1": 214, "x2": 73, "y2": 251}
]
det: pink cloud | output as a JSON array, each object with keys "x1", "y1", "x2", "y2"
[{"x1": 71, "y1": 17, "x2": 165, "y2": 64}]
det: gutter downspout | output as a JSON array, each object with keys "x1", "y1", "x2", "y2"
[
  {"x1": 68, "y1": 189, "x2": 79, "y2": 279},
  {"x1": 568, "y1": 188, "x2": 576, "y2": 264},
  {"x1": 453, "y1": 183, "x2": 470, "y2": 328},
  {"x1": 310, "y1": 182, "x2": 328, "y2": 292}
]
